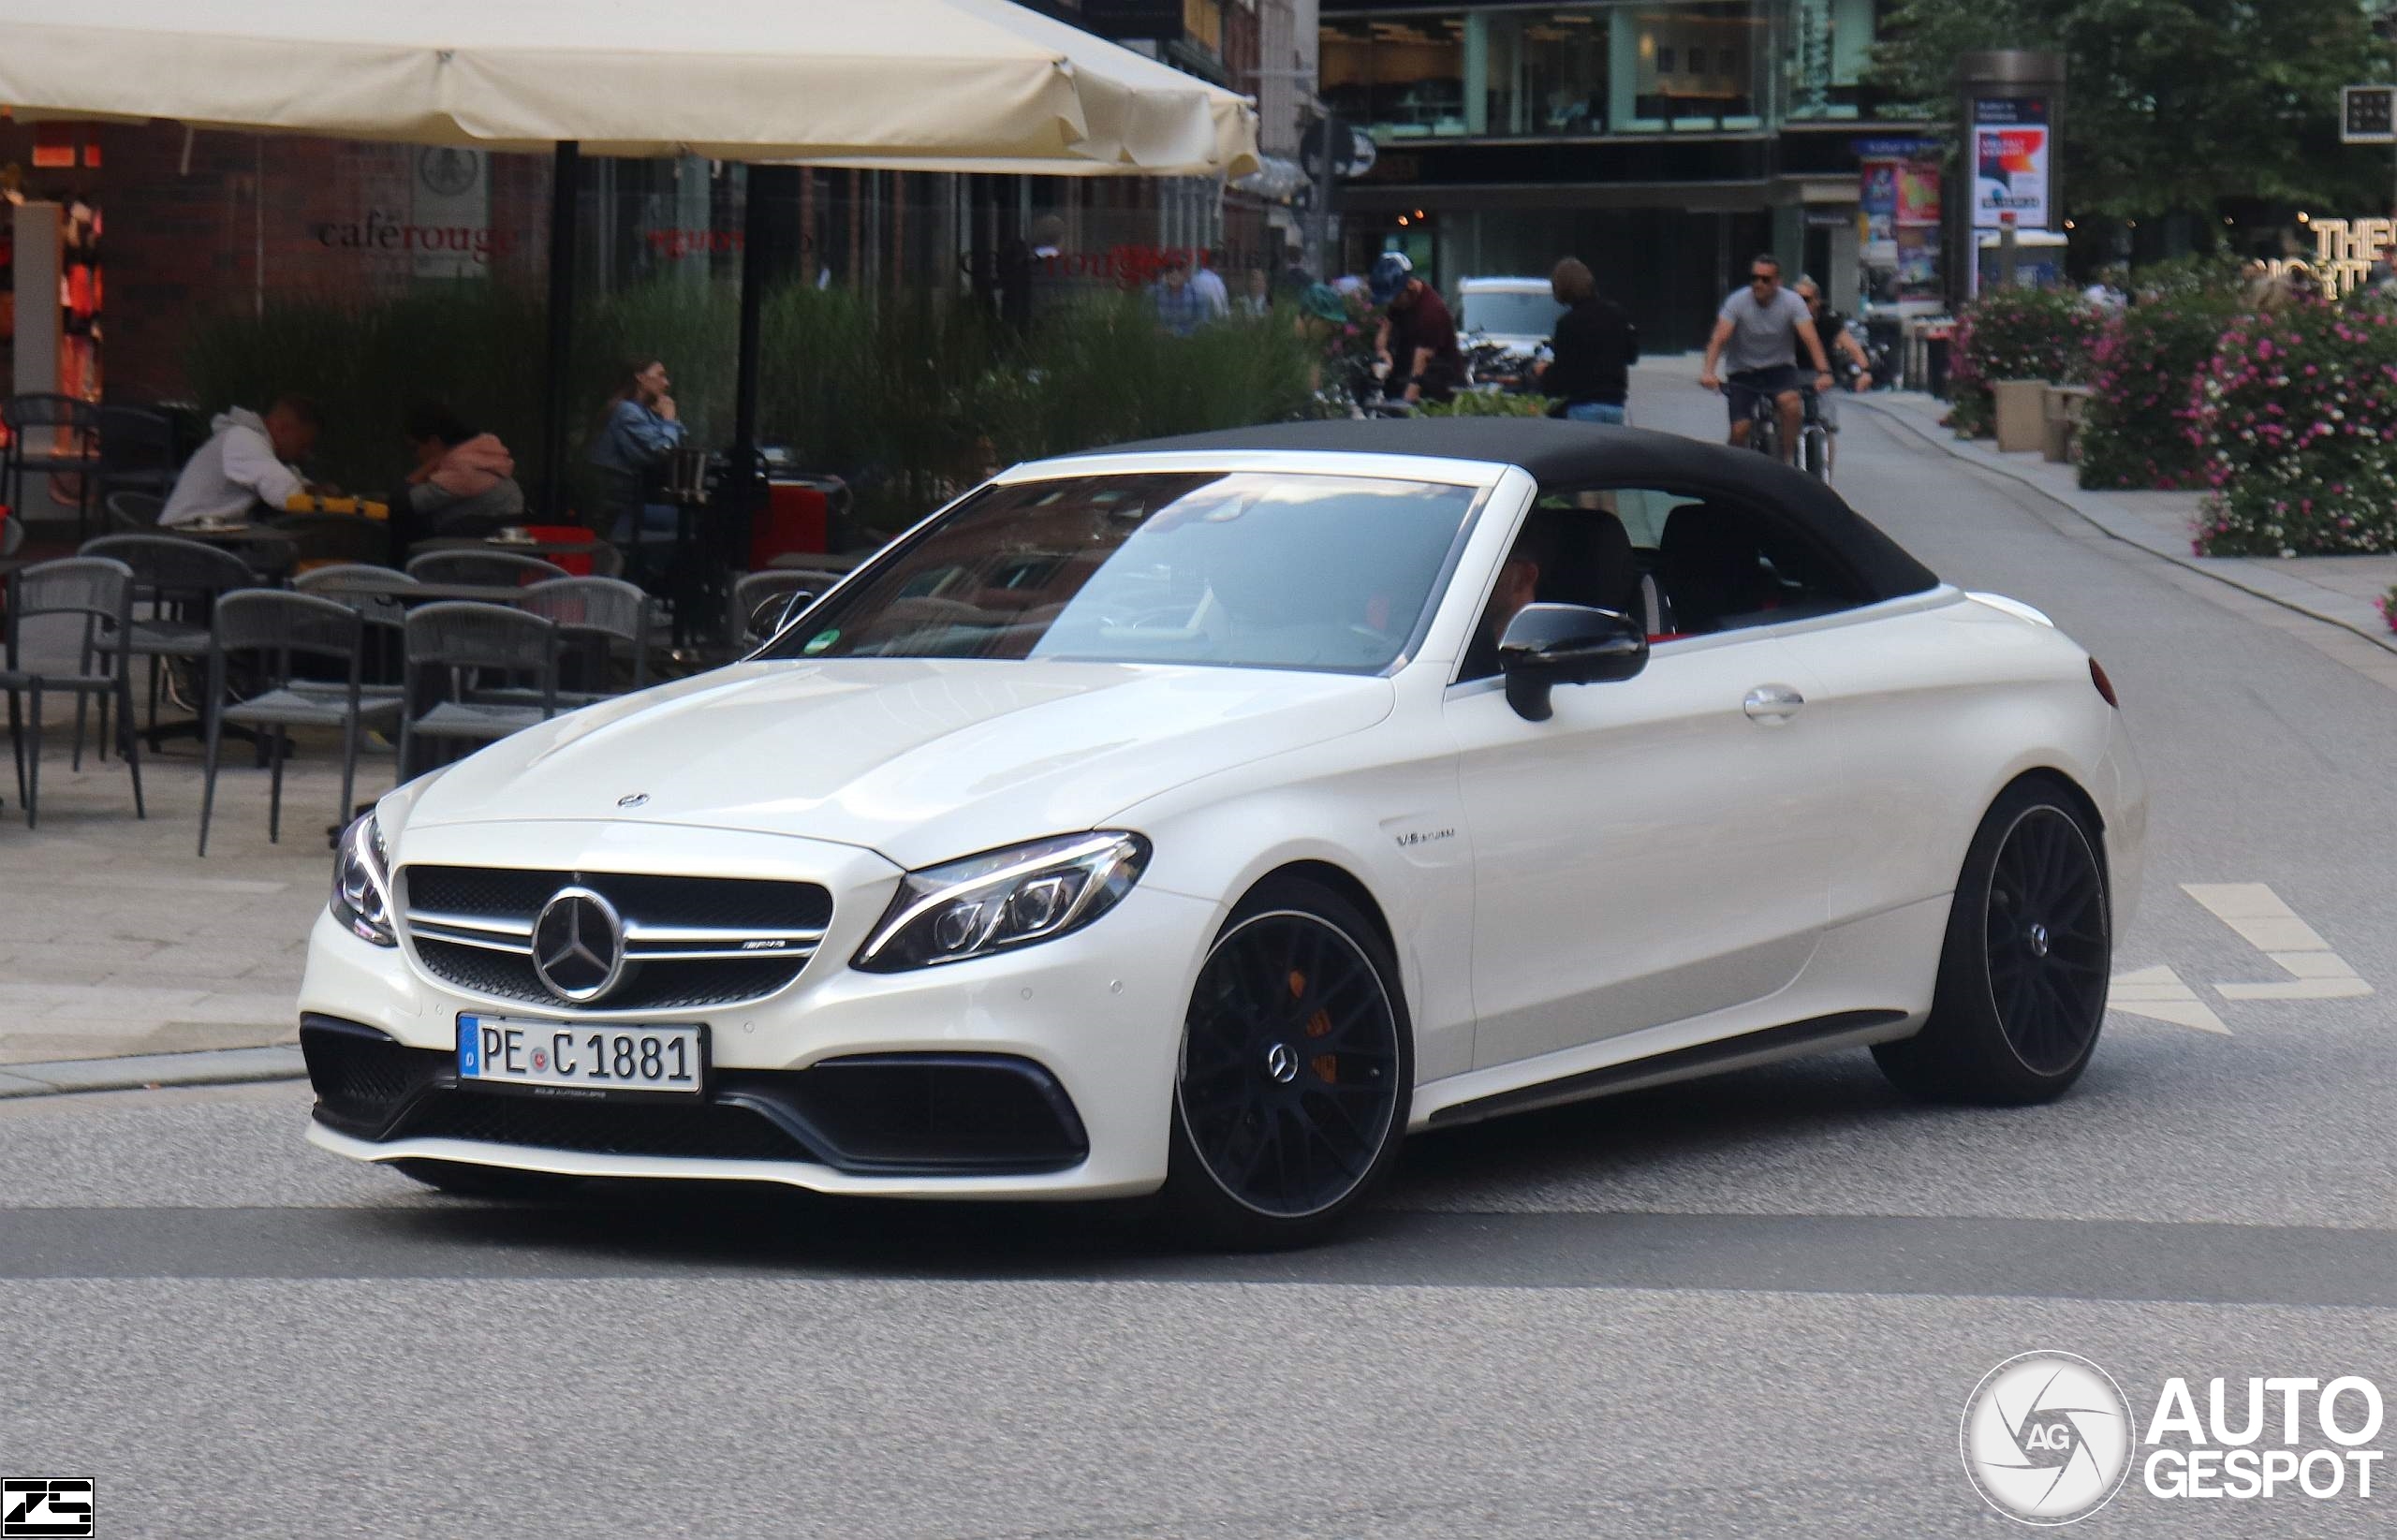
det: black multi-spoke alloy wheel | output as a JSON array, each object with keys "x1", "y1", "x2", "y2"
[
  {"x1": 393, "y1": 1158, "x2": 585, "y2": 1201},
  {"x1": 1162, "y1": 876, "x2": 1412, "y2": 1249},
  {"x1": 1874, "y1": 776, "x2": 2111, "y2": 1104}
]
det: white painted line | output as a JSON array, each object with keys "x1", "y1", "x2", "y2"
[
  {"x1": 2106, "y1": 964, "x2": 2232, "y2": 1035},
  {"x1": 2182, "y1": 882, "x2": 2372, "y2": 1003}
]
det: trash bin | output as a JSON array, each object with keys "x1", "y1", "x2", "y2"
[
  {"x1": 1923, "y1": 335, "x2": 1951, "y2": 399},
  {"x1": 1993, "y1": 379, "x2": 2048, "y2": 453}
]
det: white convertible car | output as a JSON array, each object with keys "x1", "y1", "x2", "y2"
[{"x1": 301, "y1": 418, "x2": 2144, "y2": 1246}]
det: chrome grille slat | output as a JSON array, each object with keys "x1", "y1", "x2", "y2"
[{"x1": 399, "y1": 865, "x2": 832, "y2": 1011}]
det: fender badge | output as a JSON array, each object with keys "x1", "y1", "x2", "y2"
[{"x1": 616, "y1": 793, "x2": 650, "y2": 809}]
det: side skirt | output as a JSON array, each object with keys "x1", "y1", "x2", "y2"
[{"x1": 1424, "y1": 1009, "x2": 1914, "y2": 1129}]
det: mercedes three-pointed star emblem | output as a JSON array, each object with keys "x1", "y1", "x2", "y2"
[{"x1": 531, "y1": 886, "x2": 626, "y2": 1004}]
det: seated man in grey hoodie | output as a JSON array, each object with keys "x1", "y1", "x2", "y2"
[{"x1": 159, "y1": 394, "x2": 324, "y2": 526}]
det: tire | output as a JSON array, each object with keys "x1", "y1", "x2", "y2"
[
  {"x1": 392, "y1": 1158, "x2": 584, "y2": 1201},
  {"x1": 1874, "y1": 776, "x2": 2111, "y2": 1104},
  {"x1": 1801, "y1": 427, "x2": 1831, "y2": 481},
  {"x1": 1159, "y1": 875, "x2": 1413, "y2": 1250}
]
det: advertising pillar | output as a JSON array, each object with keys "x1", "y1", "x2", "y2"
[{"x1": 1955, "y1": 51, "x2": 2066, "y2": 302}]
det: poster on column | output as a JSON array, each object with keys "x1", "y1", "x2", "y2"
[{"x1": 1972, "y1": 97, "x2": 2050, "y2": 228}]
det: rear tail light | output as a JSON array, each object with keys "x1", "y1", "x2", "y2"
[{"x1": 2089, "y1": 657, "x2": 2119, "y2": 708}]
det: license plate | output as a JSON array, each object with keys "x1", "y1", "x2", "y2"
[{"x1": 457, "y1": 1015, "x2": 705, "y2": 1096}]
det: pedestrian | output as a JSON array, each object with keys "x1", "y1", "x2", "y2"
[
  {"x1": 1697, "y1": 254, "x2": 1835, "y2": 462},
  {"x1": 1189, "y1": 257, "x2": 1231, "y2": 321},
  {"x1": 587, "y1": 358, "x2": 684, "y2": 551},
  {"x1": 1534, "y1": 257, "x2": 1638, "y2": 425},
  {"x1": 159, "y1": 394, "x2": 328, "y2": 527},
  {"x1": 1295, "y1": 282, "x2": 1374, "y2": 413},
  {"x1": 1238, "y1": 267, "x2": 1272, "y2": 318},
  {"x1": 397, "y1": 402, "x2": 523, "y2": 544},
  {"x1": 1153, "y1": 257, "x2": 1208, "y2": 337},
  {"x1": 1370, "y1": 252, "x2": 1464, "y2": 406}
]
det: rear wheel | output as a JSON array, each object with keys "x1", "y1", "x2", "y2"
[
  {"x1": 1874, "y1": 778, "x2": 2111, "y2": 1103},
  {"x1": 1160, "y1": 877, "x2": 1411, "y2": 1249}
]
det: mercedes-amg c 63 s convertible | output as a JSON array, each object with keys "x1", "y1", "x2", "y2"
[{"x1": 301, "y1": 418, "x2": 2144, "y2": 1246}]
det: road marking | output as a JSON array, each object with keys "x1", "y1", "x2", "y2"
[
  {"x1": 2181, "y1": 883, "x2": 2373, "y2": 1001},
  {"x1": 2106, "y1": 964, "x2": 2232, "y2": 1034}
]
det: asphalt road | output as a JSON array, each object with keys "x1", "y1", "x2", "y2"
[{"x1": 4, "y1": 379, "x2": 2394, "y2": 1539}]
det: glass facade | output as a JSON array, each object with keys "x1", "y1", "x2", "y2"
[{"x1": 1320, "y1": 0, "x2": 1887, "y2": 141}]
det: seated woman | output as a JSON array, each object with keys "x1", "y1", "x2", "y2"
[
  {"x1": 586, "y1": 358, "x2": 684, "y2": 555},
  {"x1": 399, "y1": 402, "x2": 524, "y2": 544}
]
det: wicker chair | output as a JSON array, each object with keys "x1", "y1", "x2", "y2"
[
  {"x1": 398, "y1": 602, "x2": 561, "y2": 780},
  {"x1": 2, "y1": 556, "x2": 143, "y2": 827},
  {"x1": 81, "y1": 533, "x2": 261, "y2": 738},
  {"x1": 2, "y1": 393, "x2": 104, "y2": 540},
  {"x1": 198, "y1": 590, "x2": 401, "y2": 855},
  {"x1": 514, "y1": 576, "x2": 650, "y2": 700},
  {"x1": 291, "y1": 565, "x2": 417, "y2": 703},
  {"x1": 104, "y1": 491, "x2": 167, "y2": 533}
]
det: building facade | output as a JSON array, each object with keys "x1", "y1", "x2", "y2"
[{"x1": 1321, "y1": 0, "x2": 1926, "y2": 350}]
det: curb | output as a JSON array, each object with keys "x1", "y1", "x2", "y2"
[
  {"x1": 0, "y1": 1045, "x2": 305, "y2": 1099},
  {"x1": 1852, "y1": 394, "x2": 2397, "y2": 658}
]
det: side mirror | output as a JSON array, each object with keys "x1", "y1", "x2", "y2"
[
  {"x1": 751, "y1": 590, "x2": 815, "y2": 641},
  {"x1": 1497, "y1": 602, "x2": 1648, "y2": 722}
]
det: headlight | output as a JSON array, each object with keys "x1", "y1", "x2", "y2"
[
  {"x1": 331, "y1": 813, "x2": 397, "y2": 947},
  {"x1": 853, "y1": 831, "x2": 1150, "y2": 973}
]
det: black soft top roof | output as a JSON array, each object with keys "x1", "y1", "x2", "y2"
[{"x1": 1085, "y1": 417, "x2": 1939, "y2": 602}]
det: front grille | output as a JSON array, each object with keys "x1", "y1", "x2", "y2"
[
  {"x1": 400, "y1": 865, "x2": 832, "y2": 1013},
  {"x1": 390, "y1": 1089, "x2": 818, "y2": 1164}
]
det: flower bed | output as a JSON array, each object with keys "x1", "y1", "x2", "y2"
[
  {"x1": 2191, "y1": 300, "x2": 2397, "y2": 556},
  {"x1": 2077, "y1": 289, "x2": 2245, "y2": 490},
  {"x1": 1946, "y1": 287, "x2": 2104, "y2": 439}
]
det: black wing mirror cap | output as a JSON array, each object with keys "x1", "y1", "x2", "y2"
[
  {"x1": 751, "y1": 591, "x2": 816, "y2": 642},
  {"x1": 1497, "y1": 602, "x2": 1649, "y2": 721}
]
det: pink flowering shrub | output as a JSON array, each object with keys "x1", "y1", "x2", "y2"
[
  {"x1": 1946, "y1": 288, "x2": 2105, "y2": 438},
  {"x1": 2078, "y1": 291, "x2": 2243, "y2": 490},
  {"x1": 2191, "y1": 298, "x2": 2397, "y2": 555},
  {"x1": 2381, "y1": 585, "x2": 2397, "y2": 633}
]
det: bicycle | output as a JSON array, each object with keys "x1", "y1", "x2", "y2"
[{"x1": 1730, "y1": 384, "x2": 1830, "y2": 482}]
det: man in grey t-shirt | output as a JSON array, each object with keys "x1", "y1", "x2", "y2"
[{"x1": 1698, "y1": 254, "x2": 1833, "y2": 462}]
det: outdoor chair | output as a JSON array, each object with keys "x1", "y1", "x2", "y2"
[
  {"x1": 104, "y1": 491, "x2": 166, "y2": 532},
  {"x1": 2, "y1": 393, "x2": 104, "y2": 541},
  {"x1": 404, "y1": 550, "x2": 568, "y2": 588},
  {"x1": 2, "y1": 556, "x2": 143, "y2": 828},
  {"x1": 292, "y1": 565, "x2": 416, "y2": 702},
  {"x1": 397, "y1": 601, "x2": 561, "y2": 781},
  {"x1": 198, "y1": 591, "x2": 401, "y2": 856},
  {"x1": 511, "y1": 576, "x2": 650, "y2": 702},
  {"x1": 81, "y1": 533, "x2": 259, "y2": 741},
  {"x1": 734, "y1": 568, "x2": 830, "y2": 645},
  {"x1": 96, "y1": 404, "x2": 182, "y2": 505}
]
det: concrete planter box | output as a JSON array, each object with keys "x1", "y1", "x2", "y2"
[{"x1": 1993, "y1": 379, "x2": 2051, "y2": 453}]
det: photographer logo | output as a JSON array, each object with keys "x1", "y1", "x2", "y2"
[{"x1": 1962, "y1": 1353, "x2": 2134, "y2": 1525}]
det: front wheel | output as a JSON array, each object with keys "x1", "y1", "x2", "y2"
[
  {"x1": 1159, "y1": 877, "x2": 1412, "y2": 1249},
  {"x1": 1874, "y1": 778, "x2": 2111, "y2": 1104}
]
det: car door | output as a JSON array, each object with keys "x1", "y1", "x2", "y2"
[{"x1": 1446, "y1": 492, "x2": 1841, "y2": 1072}]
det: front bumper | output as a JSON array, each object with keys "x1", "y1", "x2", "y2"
[{"x1": 299, "y1": 848, "x2": 1224, "y2": 1199}]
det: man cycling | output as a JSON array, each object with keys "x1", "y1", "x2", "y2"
[
  {"x1": 1697, "y1": 254, "x2": 1834, "y2": 463},
  {"x1": 1794, "y1": 275, "x2": 1874, "y2": 477}
]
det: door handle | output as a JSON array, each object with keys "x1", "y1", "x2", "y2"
[{"x1": 1743, "y1": 683, "x2": 1805, "y2": 723}]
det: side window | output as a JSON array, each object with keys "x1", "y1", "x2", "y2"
[
  {"x1": 1539, "y1": 485, "x2": 1867, "y2": 640},
  {"x1": 1456, "y1": 505, "x2": 1641, "y2": 682}
]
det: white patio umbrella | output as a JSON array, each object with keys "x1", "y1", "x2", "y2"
[
  {"x1": 0, "y1": 0, "x2": 1257, "y2": 174},
  {"x1": 0, "y1": 0, "x2": 1260, "y2": 512}
]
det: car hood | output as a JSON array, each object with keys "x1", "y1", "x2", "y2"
[{"x1": 402, "y1": 658, "x2": 1396, "y2": 869}]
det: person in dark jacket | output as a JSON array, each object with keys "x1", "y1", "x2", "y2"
[{"x1": 1535, "y1": 257, "x2": 1639, "y2": 424}]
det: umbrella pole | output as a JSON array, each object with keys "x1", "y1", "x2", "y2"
[{"x1": 540, "y1": 139, "x2": 581, "y2": 521}]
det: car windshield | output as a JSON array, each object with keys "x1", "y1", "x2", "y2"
[
  {"x1": 763, "y1": 471, "x2": 1482, "y2": 674},
  {"x1": 1461, "y1": 290, "x2": 1564, "y2": 338}
]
